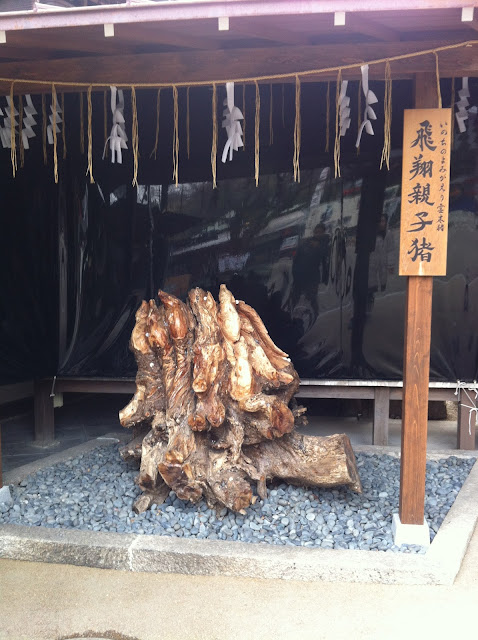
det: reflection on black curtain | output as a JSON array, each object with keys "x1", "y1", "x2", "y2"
[
  {"x1": 351, "y1": 168, "x2": 387, "y2": 376},
  {"x1": 2, "y1": 82, "x2": 478, "y2": 385}
]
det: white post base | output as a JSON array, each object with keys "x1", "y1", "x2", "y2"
[
  {"x1": 392, "y1": 513, "x2": 430, "y2": 547},
  {"x1": 0, "y1": 485, "x2": 12, "y2": 503}
]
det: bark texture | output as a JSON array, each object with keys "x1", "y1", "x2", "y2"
[{"x1": 119, "y1": 285, "x2": 362, "y2": 512}]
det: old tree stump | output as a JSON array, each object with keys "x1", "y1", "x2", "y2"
[{"x1": 119, "y1": 285, "x2": 362, "y2": 513}]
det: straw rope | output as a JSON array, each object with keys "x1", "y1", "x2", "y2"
[
  {"x1": 242, "y1": 83, "x2": 246, "y2": 150},
  {"x1": 334, "y1": 70, "x2": 342, "y2": 178},
  {"x1": 254, "y1": 80, "x2": 260, "y2": 187},
  {"x1": 1, "y1": 38, "x2": 472, "y2": 186},
  {"x1": 450, "y1": 75, "x2": 455, "y2": 149},
  {"x1": 0, "y1": 39, "x2": 474, "y2": 90},
  {"x1": 211, "y1": 82, "x2": 217, "y2": 189},
  {"x1": 357, "y1": 78, "x2": 362, "y2": 156},
  {"x1": 293, "y1": 75, "x2": 301, "y2": 183},
  {"x1": 9, "y1": 82, "x2": 16, "y2": 177},
  {"x1": 434, "y1": 51, "x2": 442, "y2": 108},
  {"x1": 269, "y1": 83, "x2": 274, "y2": 146},
  {"x1": 131, "y1": 86, "x2": 139, "y2": 187},
  {"x1": 79, "y1": 91, "x2": 85, "y2": 154},
  {"x1": 42, "y1": 93, "x2": 47, "y2": 166},
  {"x1": 103, "y1": 89, "x2": 107, "y2": 146},
  {"x1": 150, "y1": 88, "x2": 161, "y2": 159},
  {"x1": 61, "y1": 92, "x2": 67, "y2": 160},
  {"x1": 325, "y1": 81, "x2": 330, "y2": 153},
  {"x1": 186, "y1": 86, "x2": 191, "y2": 159},
  {"x1": 52, "y1": 84, "x2": 58, "y2": 183},
  {"x1": 172, "y1": 85, "x2": 179, "y2": 186},
  {"x1": 282, "y1": 83, "x2": 285, "y2": 128},
  {"x1": 19, "y1": 93, "x2": 24, "y2": 169},
  {"x1": 380, "y1": 61, "x2": 392, "y2": 170},
  {"x1": 86, "y1": 85, "x2": 94, "y2": 183}
]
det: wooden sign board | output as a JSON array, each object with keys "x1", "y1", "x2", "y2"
[{"x1": 399, "y1": 108, "x2": 451, "y2": 276}]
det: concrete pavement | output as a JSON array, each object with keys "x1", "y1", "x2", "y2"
[{"x1": 1, "y1": 520, "x2": 477, "y2": 640}]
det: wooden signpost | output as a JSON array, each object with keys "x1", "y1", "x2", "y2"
[
  {"x1": 400, "y1": 109, "x2": 451, "y2": 276},
  {"x1": 398, "y1": 74, "x2": 452, "y2": 530}
]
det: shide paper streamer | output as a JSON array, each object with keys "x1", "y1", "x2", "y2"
[
  {"x1": 19, "y1": 94, "x2": 37, "y2": 151},
  {"x1": 1, "y1": 39, "x2": 477, "y2": 187},
  {"x1": 103, "y1": 85, "x2": 128, "y2": 164},
  {"x1": 339, "y1": 80, "x2": 351, "y2": 137},
  {"x1": 221, "y1": 82, "x2": 244, "y2": 163},
  {"x1": 47, "y1": 89, "x2": 62, "y2": 146},
  {"x1": 356, "y1": 64, "x2": 378, "y2": 148},
  {"x1": 455, "y1": 77, "x2": 477, "y2": 133},
  {"x1": 0, "y1": 95, "x2": 18, "y2": 151}
]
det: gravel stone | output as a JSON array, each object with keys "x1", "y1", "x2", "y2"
[{"x1": 0, "y1": 445, "x2": 475, "y2": 554}]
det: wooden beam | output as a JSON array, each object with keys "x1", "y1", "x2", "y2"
[
  {"x1": 0, "y1": 39, "x2": 475, "y2": 93},
  {"x1": 230, "y1": 18, "x2": 308, "y2": 46},
  {"x1": 0, "y1": 46, "x2": 59, "y2": 61},
  {"x1": 115, "y1": 23, "x2": 224, "y2": 51},
  {"x1": 399, "y1": 72, "x2": 437, "y2": 526},
  {"x1": 346, "y1": 13, "x2": 401, "y2": 42},
  {"x1": 22, "y1": 29, "x2": 136, "y2": 57},
  {"x1": 0, "y1": 1, "x2": 471, "y2": 33}
]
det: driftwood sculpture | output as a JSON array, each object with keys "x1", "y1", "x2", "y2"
[{"x1": 119, "y1": 285, "x2": 362, "y2": 513}]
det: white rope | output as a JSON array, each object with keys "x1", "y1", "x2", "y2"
[{"x1": 454, "y1": 380, "x2": 478, "y2": 436}]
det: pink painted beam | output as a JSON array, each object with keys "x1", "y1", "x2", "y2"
[{"x1": 0, "y1": 0, "x2": 470, "y2": 32}]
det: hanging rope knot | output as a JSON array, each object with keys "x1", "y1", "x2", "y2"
[
  {"x1": 221, "y1": 82, "x2": 244, "y2": 163},
  {"x1": 293, "y1": 75, "x2": 301, "y2": 183},
  {"x1": 49, "y1": 84, "x2": 60, "y2": 183},
  {"x1": 434, "y1": 51, "x2": 442, "y2": 109},
  {"x1": 454, "y1": 380, "x2": 478, "y2": 436},
  {"x1": 172, "y1": 85, "x2": 179, "y2": 186},
  {"x1": 86, "y1": 85, "x2": 94, "y2": 184},
  {"x1": 254, "y1": 80, "x2": 260, "y2": 187},
  {"x1": 131, "y1": 86, "x2": 139, "y2": 187},
  {"x1": 150, "y1": 88, "x2": 161, "y2": 160},
  {"x1": 325, "y1": 81, "x2": 330, "y2": 153},
  {"x1": 380, "y1": 60, "x2": 392, "y2": 170},
  {"x1": 333, "y1": 69, "x2": 342, "y2": 178}
]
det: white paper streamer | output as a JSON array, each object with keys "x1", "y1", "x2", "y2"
[
  {"x1": 455, "y1": 77, "x2": 477, "y2": 133},
  {"x1": 221, "y1": 82, "x2": 244, "y2": 163},
  {"x1": 104, "y1": 85, "x2": 128, "y2": 164},
  {"x1": 0, "y1": 95, "x2": 38, "y2": 151},
  {"x1": 20, "y1": 94, "x2": 38, "y2": 150},
  {"x1": 339, "y1": 80, "x2": 351, "y2": 137},
  {"x1": 47, "y1": 90, "x2": 62, "y2": 145},
  {"x1": 356, "y1": 65, "x2": 378, "y2": 147},
  {"x1": 0, "y1": 96, "x2": 18, "y2": 149}
]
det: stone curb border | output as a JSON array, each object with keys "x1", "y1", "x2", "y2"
[{"x1": 1, "y1": 439, "x2": 477, "y2": 585}]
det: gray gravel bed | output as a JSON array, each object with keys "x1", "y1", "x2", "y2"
[{"x1": 0, "y1": 445, "x2": 475, "y2": 554}]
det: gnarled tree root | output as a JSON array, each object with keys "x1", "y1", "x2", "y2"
[{"x1": 119, "y1": 285, "x2": 361, "y2": 512}]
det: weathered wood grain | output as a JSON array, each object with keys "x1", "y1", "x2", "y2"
[{"x1": 120, "y1": 285, "x2": 362, "y2": 512}]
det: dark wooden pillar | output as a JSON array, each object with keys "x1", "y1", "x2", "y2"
[
  {"x1": 457, "y1": 400, "x2": 476, "y2": 450},
  {"x1": 0, "y1": 423, "x2": 3, "y2": 487},
  {"x1": 373, "y1": 387, "x2": 390, "y2": 446},
  {"x1": 399, "y1": 72, "x2": 437, "y2": 525},
  {"x1": 34, "y1": 379, "x2": 55, "y2": 446},
  {"x1": 399, "y1": 277, "x2": 433, "y2": 523}
]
